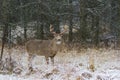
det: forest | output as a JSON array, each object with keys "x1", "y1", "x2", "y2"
[{"x1": 0, "y1": 0, "x2": 120, "y2": 80}]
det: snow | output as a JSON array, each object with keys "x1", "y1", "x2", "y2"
[{"x1": 0, "y1": 48, "x2": 120, "y2": 80}]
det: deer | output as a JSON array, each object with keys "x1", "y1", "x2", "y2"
[{"x1": 25, "y1": 24, "x2": 66, "y2": 70}]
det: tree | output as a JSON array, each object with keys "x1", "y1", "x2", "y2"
[
  {"x1": 0, "y1": 0, "x2": 10, "y2": 60},
  {"x1": 79, "y1": 0, "x2": 88, "y2": 41}
]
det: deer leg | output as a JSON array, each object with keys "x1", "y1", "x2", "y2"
[
  {"x1": 50, "y1": 54, "x2": 56, "y2": 64},
  {"x1": 45, "y1": 57, "x2": 49, "y2": 64},
  {"x1": 28, "y1": 54, "x2": 34, "y2": 71},
  {"x1": 50, "y1": 57, "x2": 54, "y2": 64}
]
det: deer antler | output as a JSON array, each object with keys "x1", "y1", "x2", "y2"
[
  {"x1": 60, "y1": 25, "x2": 67, "y2": 35},
  {"x1": 50, "y1": 24, "x2": 56, "y2": 34}
]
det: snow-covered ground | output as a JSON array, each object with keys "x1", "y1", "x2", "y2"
[{"x1": 0, "y1": 48, "x2": 120, "y2": 80}]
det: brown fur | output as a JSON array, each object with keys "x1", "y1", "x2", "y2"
[
  {"x1": 26, "y1": 34, "x2": 64, "y2": 65},
  {"x1": 26, "y1": 24, "x2": 66, "y2": 71}
]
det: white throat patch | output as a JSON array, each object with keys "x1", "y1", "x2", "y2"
[{"x1": 56, "y1": 41, "x2": 61, "y2": 44}]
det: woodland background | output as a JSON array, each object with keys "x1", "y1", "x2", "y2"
[
  {"x1": 0, "y1": 0, "x2": 120, "y2": 51},
  {"x1": 0, "y1": 1, "x2": 120, "y2": 80}
]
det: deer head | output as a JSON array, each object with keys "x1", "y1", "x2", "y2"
[{"x1": 50, "y1": 24, "x2": 66, "y2": 45}]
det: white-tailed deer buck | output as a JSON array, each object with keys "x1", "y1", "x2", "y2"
[{"x1": 26, "y1": 24, "x2": 66, "y2": 68}]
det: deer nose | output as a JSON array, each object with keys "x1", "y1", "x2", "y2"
[{"x1": 58, "y1": 39, "x2": 61, "y2": 41}]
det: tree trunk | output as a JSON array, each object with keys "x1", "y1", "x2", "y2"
[
  {"x1": 1, "y1": 24, "x2": 8, "y2": 60},
  {"x1": 69, "y1": 16, "x2": 73, "y2": 42},
  {"x1": 94, "y1": 16, "x2": 100, "y2": 47},
  {"x1": 19, "y1": 0, "x2": 27, "y2": 42},
  {"x1": 68, "y1": 0, "x2": 73, "y2": 42},
  {"x1": 24, "y1": 25, "x2": 27, "y2": 41},
  {"x1": 55, "y1": 16, "x2": 60, "y2": 33},
  {"x1": 36, "y1": 21, "x2": 44, "y2": 39},
  {"x1": 39, "y1": 23, "x2": 44, "y2": 39},
  {"x1": 79, "y1": 0, "x2": 87, "y2": 41},
  {"x1": 36, "y1": 1, "x2": 44, "y2": 39}
]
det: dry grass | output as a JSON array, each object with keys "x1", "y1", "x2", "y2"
[{"x1": 0, "y1": 45, "x2": 120, "y2": 79}]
